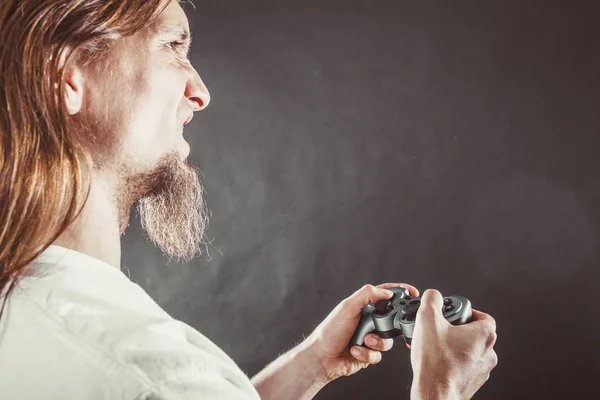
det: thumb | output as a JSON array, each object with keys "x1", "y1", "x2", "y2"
[
  {"x1": 415, "y1": 289, "x2": 445, "y2": 326},
  {"x1": 341, "y1": 284, "x2": 394, "y2": 318}
]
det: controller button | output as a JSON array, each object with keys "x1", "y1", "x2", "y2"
[
  {"x1": 399, "y1": 301, "x2": 406, "y2": 305},
  {"x1": 409, "y1": 299, "x2": 421, "y2": 305},
  {"x1": 444, "y1": 298, "x2": 452, "y2": 305},
  {"x1": 402, "y1": 303, "x2": 420, "y2": 317},
  {"x1": 444, "y1": 304, "x2": 455, "y2": 312},
  {"x1": 405, "y1": 296, "x2": 412, "y2": 300}
]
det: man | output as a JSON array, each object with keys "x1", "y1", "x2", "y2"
[{"x1": 0, "y1": 0, "x2": 497, "y2": 399}]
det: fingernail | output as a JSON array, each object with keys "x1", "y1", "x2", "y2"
[
  {"x1": 366, "y1": 336, "x2": 377, "y2": 346},
  {"x1": 381, "y1": 289, "x2": 393, "y2": 297},
  {"x1": 351, "y1": 348, "x2": 361, "y2": 358}
]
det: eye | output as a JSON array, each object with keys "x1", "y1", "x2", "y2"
[
  {"x1": 165, "y1": 41, "x2": 184, "y2": 51},
  {"x1": 165, "y1": 41, "x2": 191, "y2": 60}
]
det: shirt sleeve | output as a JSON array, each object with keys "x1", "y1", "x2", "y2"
[
  {"x1": 138, "y1": 375, "x2": 261, "y2": 399},
  {"x1": 114, "y1": 316, "x2": 262, "y2": 400}
]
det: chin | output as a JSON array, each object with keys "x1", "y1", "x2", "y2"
[{"x1": 136, "y1": 150, "x2": 209, "y2": 261}]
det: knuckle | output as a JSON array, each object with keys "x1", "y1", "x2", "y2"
[
  {"x1": 484, "y1": 372, "x2": 491, "y2": 383},
  {"x1": 417, "y1": 302, "x2": 438, "y2": 317},
  {"x1": 488, "y1": 351, "x2": 498, "y2": 371},
  {"x1": 337, "y1": 298, "x2": 351, "y2": 312},
  {"x1": 490, "y1": 351, "x2": 499, "y2": 368},
  {"x1": 363, "y1": 284, "x2": 375, "y2": 291},
  {"x1": 485, "y1": 318, "x2": 497, "y2": 334},
  {"x1": 351, "y1": 348, "x2": 363, "y2": 360},
  {"x1": 419, "y1": 295, "x2": 436, "y2": 310}
]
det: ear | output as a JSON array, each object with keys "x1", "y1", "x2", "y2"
[
  {"x1": 63, "y1": 64, "x2": 84, "y2": 115},
  {"x1": 52, "y1": 48, "x2": 85, "y2": 115}
]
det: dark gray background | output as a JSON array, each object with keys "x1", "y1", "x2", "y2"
[{"x1": 122, "y1": 1, "x2": 600, "y2": 398}]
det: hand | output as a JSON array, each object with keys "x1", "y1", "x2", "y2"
[
  {"x1": 410, "y1": 289, "x2": 498, "y2": 400},
  {"x1": 305, "y1": 283, "x2": 419, "y2": 383}
]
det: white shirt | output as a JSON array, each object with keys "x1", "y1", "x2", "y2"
[{"x1": 0, "y1": 245, "x2": 262, "y2": 400}]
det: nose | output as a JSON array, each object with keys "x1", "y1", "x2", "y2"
[{"x1": 185, "y1": 66, "x2": 210, "y2": 111}]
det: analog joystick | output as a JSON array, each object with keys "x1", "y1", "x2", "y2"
[
  {"x1": 402, "y1": 300, "x2": 420, "y2": 320},
  {"x1": 374, "y1": 299, "x2": 394, "y2": 316}
]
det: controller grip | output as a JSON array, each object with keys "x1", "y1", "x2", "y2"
[
  {"x1": 451, "y1": 299, "x2": 473, "y2": 325},
  {"x1": 349, "y1": 317, "x2": 375, "y2": 347}
]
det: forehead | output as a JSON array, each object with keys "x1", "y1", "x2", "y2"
[{"x1": 148, "y1": 1, "x2": 190, "y2": 36}]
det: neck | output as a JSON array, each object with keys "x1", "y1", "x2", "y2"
[{"x1": 53, "y1": 171, "x2": 130, "y2": 270}]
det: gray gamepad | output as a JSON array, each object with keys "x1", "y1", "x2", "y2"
[{"x1": 349, "y1": 286, "x2": 473, "y2": 347}]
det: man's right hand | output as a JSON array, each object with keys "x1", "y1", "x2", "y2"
[{"x1": 408, "y1": 289, "x2": 498, "y2": 400}]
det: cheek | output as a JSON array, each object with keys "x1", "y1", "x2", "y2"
[
  {"x1": 124, "y1": 70, "x2": 186, "y2": 163},
  {"x1": 134, "y1": 67, "x2": 183, "y2": 131},
  {"x1": 82, "y1": 74, "x2": 132, "y2": 161}
]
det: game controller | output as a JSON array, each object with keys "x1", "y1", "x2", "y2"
[{"x1": 349, "y1": 286, "x2": 473, "y2": 347}]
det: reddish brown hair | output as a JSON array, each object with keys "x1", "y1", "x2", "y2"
[{"x1": 0, "y1": 0, "x2": 171, "y2": 322}]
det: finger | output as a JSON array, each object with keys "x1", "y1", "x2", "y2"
[
  {"x1": 350, "y1": 346, "x2": 383, "y2": 365},
  {"x1": 487, "y1": 330, "x2": 498, "y2": 348},
  {"x1": 342, "y1": 284, "x2": 396, "y2": 318},
  {"x1": 471, "y1": 309, "x2": 497, "y2": 333},
  {"x1": 364, "y1": 334, "x2": 394, "y2": 352},
  {"x1": 471, "y1": 309, "x2": 493, "y2": 321},
  {"x1": 489, "y1": 349, "x2": 498, "y2": 369},
  {"x1": 376, "y1": 282, "x2": 420, "y2": 297},
  {"x1": 415, "y1": 289, "x2": 445, "y2": 325}
]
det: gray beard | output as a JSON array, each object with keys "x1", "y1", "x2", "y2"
[{"x1": 133, "y1": 152, "x2": 209, "y2": 262}]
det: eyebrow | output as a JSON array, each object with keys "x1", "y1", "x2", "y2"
[{"x1": 152, "y1": 22, "x2": 193, "y2": 46}]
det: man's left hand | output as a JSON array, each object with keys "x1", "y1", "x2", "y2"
[{"x1": 305, "y1": 282, "x2": 419, "y2": 383}]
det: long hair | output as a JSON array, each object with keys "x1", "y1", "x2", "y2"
[{"x1": 0, "y1": 0, "x2": 170, "y2": 323}]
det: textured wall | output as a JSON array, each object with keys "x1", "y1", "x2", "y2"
[{"x1": 122, "y1": 1, "x2": 600, "y2": 398}]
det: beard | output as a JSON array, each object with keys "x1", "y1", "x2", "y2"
[{"x1": 128, "y1": 151, "x2": 209, "y2": 262}]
